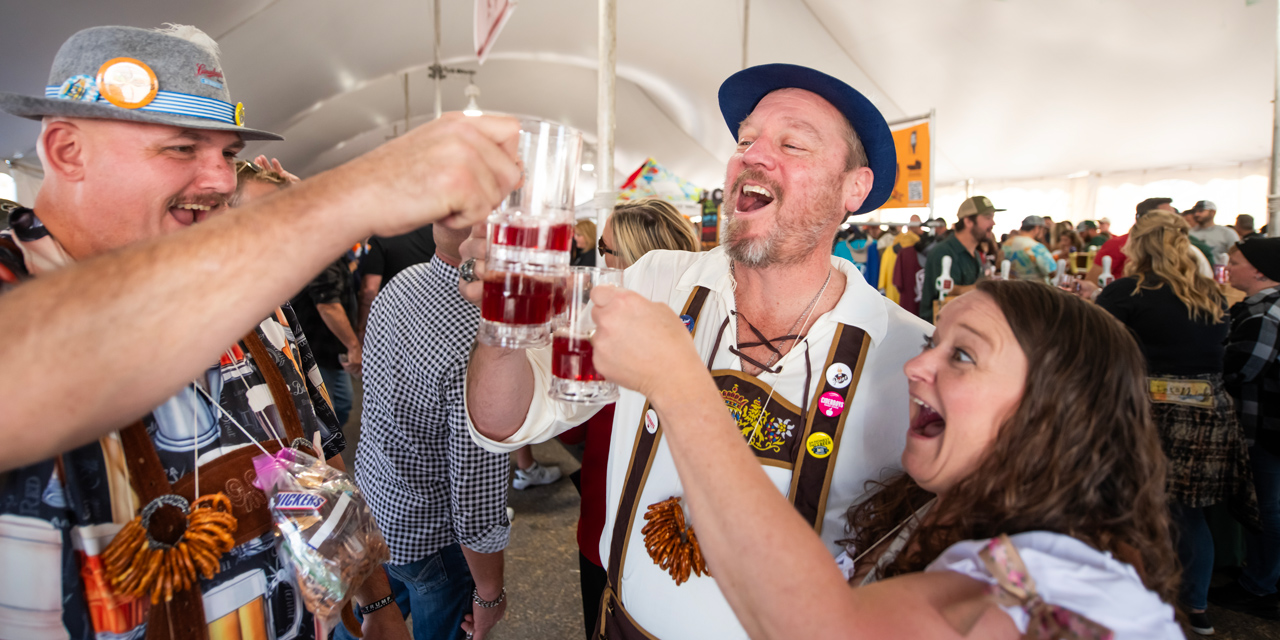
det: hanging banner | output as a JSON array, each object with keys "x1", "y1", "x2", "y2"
[
  {"x1": 884, "y1": 120, "x2": 930, "y2": 208},
  {"x1": 475, "y1": 0, "x2": 517, "y2": 64},
  {"x1": 617, "y1": 158, "x2": 702, "y2": 203}
]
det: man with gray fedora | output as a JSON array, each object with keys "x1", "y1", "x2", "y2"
[{"x1": 0, "y1": 23, "x2": 519, "y2": 640}]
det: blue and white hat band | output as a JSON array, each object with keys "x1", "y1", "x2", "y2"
[{"x1": 45, "y1": 84, "x2": 237, "y2": 125}]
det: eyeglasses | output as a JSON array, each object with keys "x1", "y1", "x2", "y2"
[
  {"x1": 598, "y1": 237, "x2": 618, "y2": 257},
  {"x1": 235, "y1": 160, "x2": 262, "y2": 175}
]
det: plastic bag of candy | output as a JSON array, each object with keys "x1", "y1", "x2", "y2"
[{"x1": 253, "y1": 447, "x2": 389, "y2": 634}]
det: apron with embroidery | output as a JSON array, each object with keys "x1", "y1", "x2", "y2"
[{"x1": 596, "y1": 286, "x2": 871, "y2": 639}]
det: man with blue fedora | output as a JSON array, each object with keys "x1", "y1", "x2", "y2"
[
  {"x1": 0, "y1": 23, "x2": 519, "y2": 640},
  {"x1": 463, "y1": 63, "x2": 930, "y2": 639}
]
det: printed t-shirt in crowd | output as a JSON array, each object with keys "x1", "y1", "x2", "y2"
[
  {"x1": 1191, "y1": 224, "x2": 1240, "y2": 261},
  {"x1": 1095, "y1": 276, "x2": 1227, "y2": 376},
  {"x1": 290, "y1": 256, "x2": 359, "y2": 370},
  {"x1": 920, "y1": 233, "x2": 981, "y2": 324},
  {"x1": 1087, "y1": 232, "x2": 1110, "y2": 249},
  {"x1": 927, "y1": 532, "x2": 1181, "y2": 639},
  {"x1": 468, "y1": 245, "x2": 931, "y2": 640},
  {"x1": 363, "y1": 224, "x2": 436, "y2": 290},
  {"x1": 0, "y1": 208, "x2": 343, "y2": 640},
  {"x1": 1001, "y1": 234, "x2": 1057, "y2": 283},
  {"x1": 893, "y1": 244, "x2": 925, "y2": 316},
  {"x1": 878, "y1": 230, "x2": 920, "y2": 303}
]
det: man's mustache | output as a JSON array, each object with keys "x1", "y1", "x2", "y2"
[{"x1": 166, "y1": 194, "x2": 230, "y2": 209}]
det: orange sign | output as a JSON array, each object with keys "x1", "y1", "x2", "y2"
[{"x1": 885, "y1": 121, "x2": 930, "y2": 208}]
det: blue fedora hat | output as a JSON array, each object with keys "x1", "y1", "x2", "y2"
[{"x1": 718, "y1": 64, "x2": 895, "y2": 214}]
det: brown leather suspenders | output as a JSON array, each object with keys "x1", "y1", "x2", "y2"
[
  {"x1": 118, "y1": 331, "x2": 308, "y2": 640},
  {"x1": 597, "y1": 286, "x2": 870, "y2": 639}
]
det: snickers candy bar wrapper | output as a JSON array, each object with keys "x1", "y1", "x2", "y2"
[{"x1": 253, "y1": 447, "x2": 390, "y2": 625}]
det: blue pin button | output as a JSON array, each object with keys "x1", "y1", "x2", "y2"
[{"x1": 680, "y1": 314, "x2": 695, "y2": 333}]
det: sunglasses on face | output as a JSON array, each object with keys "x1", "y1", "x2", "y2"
[
  {"x1": 235, "y1": 160, "x2": 262, "y2": 175},
  {"x1": 598, "y1": 237, "x2": 618, "y2": 257}
]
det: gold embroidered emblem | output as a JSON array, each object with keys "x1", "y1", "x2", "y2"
[{"x1": 720, "y1": 384, "x2": 795, "y2": 453}]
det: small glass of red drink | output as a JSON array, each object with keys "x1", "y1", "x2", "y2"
[
  {"x1": 478, "y1": 118, "x2": 584, "y2": 348},
  {"x1": 550, "y1": 266, "x2": 623, "y2": 404}
]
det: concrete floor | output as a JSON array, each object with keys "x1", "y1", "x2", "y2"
[{"x1": 342, "y1": 378, "x2": 1280, "y2": 640}]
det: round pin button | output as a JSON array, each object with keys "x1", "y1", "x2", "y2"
[
  {"x1": 818, "y1": 391, "x2": 845, "y2": 418},
  {"x1": 97, "y1": 57, "x2": 158, "y2": 109},
  {"x1": 825, "y1": 363, "x2": 853, "y2": 389},
  {"x1": 806, "y1": 432, "x2": 834, "y2": 458},
  {"x1": 645, "y1": 409, "x2": 659, "y2": 434}
]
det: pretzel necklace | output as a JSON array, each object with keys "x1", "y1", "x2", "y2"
[{"x1": 641, "y1": 497, "x2": 710, "y2": 585}]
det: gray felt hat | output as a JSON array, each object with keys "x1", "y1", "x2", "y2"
[{"x1": 0, "y1": 25, "x2": 282, "y2": 141}]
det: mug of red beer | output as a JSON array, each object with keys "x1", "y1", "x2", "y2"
[
  {"x1": 550, "y1": 266, "x2": 623, "y2": 404},
  {"x1": 478, "y1": 118, "x2": 584, "y2": 349}
]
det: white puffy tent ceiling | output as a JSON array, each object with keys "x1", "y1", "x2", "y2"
[{"x1": 0, "y1": 0, "x2": 1276, "y2": 217}]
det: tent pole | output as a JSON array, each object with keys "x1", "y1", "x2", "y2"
[
  {"x1": 433, "y1": 0, "x2": 443, "y2": 119},
  {"x1": 1271, "y1": 0, "x2": 1280, "y2": 236},
  {"x1": 595, "y1": 0, "x2": 617, "y2": 240},
  {"x1": 929, "y1": 108, "x2": 936, "y2": 222},
  {"x1": 742, "y1": 0, "x2": 750, "y2": 70}
]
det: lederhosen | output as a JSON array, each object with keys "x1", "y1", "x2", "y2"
[
  {"x1": 596, "y1": 287, "x2": 871, "y2": 639},
  {"x1": 0, "y1": 217, "x2": 320, "y2": 639},
  {"x1": 115, "y1": 332, "x2": 315, "y2": 640}
]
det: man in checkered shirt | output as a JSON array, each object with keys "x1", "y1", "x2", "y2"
[
  {"x1": 1215, "y1": 236, "x2": 1280, "y2": 619},
  {"x1": 349, "y1": 223, "x2": 512, "y2": 640}
]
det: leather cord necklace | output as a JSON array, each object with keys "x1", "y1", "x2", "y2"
[{"x1": 728, "y1": 262, "x2": 831, "y2": 373}]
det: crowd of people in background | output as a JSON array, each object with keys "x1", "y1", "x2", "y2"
[{"x1": 832, "y1": 193, "x2": 1280, "y2": 635}]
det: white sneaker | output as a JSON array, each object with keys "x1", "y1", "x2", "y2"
[{"x1": 512, "y1": 461, "x2": 562, "y2": 490}]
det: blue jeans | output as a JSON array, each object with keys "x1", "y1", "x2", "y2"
[
  {"x1": 319, "y1": 365, "x2": 353, "y2": 426},
  {"x1": 333, "y1": 544, "x2": 474, "y2": 640},
  {"x1": 1173, "y1": 503, "x2": 1215, "y2": 610},
  {"x1": 1242, "y1": 444, "x2": 1280, "y2": 596}
]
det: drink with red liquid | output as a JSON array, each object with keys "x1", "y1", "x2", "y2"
[
  {"x1": 552, "y1": 333, "x2": 605, "y2": 382},
  {"x1": 477, "y1": 118, "x2": 583, "y2": 348},
  {"x1": 549, "y1": 266, "x2": 623, "y2": 404},
  {"x1": 482, "y1": 272, "x2": 556, "y2": 325}
]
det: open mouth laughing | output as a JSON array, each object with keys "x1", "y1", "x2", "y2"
[
  {"x1": 910, "y1": 396, "x2": 945, "y2": 439},
  {"x1": 168, "y1": 197, "x2": 227, "y2": 226},
  {"x1": 737, "y1": 183, "x2": 775, "y2": 213}
]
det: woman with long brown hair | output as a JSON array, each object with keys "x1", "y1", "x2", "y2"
[
  {"x1": 1095, "y1": 209, "x2": 1258, "y2": 635},
  {"x1": 590, "y1": 280, "x2": 1182, "y2": 638}
]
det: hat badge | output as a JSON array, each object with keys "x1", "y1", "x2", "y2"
[
  {"x1": 57, "y1": 75, "x2": 99, "y2": 103},
  {"x1": 96, "y1": 57, "x2": 158, "y2": 109},
  {"x1": 234, "y1": 102, "x2": 245, "y2": 127}
]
